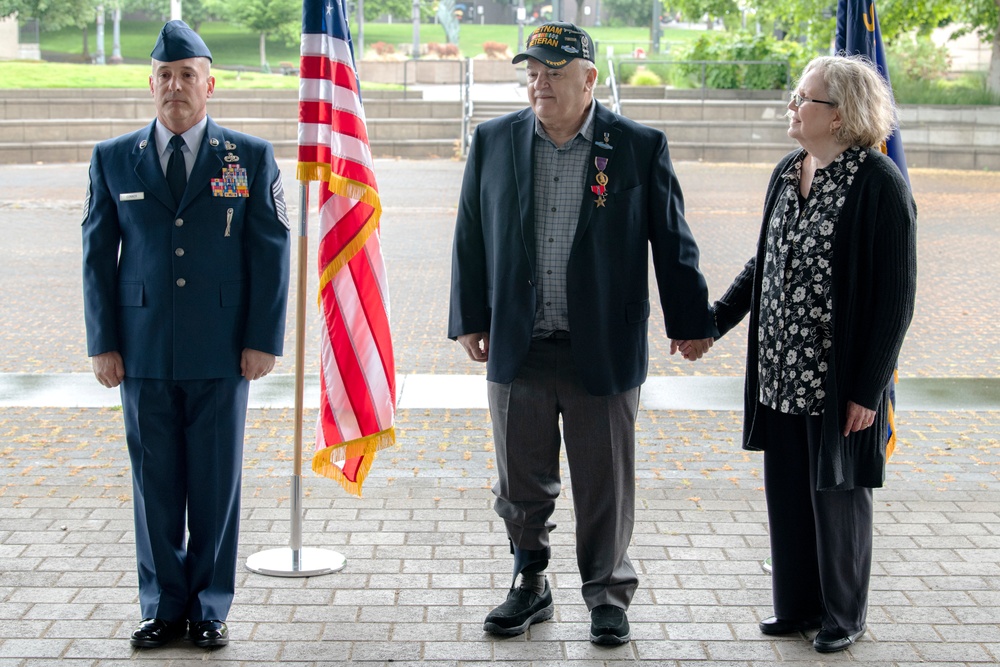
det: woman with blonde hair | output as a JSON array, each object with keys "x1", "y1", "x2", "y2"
[{"x1": 713, "y1": 55, "x2": 917, "y2": 653}]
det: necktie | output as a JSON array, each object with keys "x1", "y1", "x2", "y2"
[{"x1": 166, "y1": 134, "x2": 187, "y2": 205}]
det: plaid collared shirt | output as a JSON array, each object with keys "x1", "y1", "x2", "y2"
[{"x1": 531, "y1": 101, "x2": 596, "y2": 337}]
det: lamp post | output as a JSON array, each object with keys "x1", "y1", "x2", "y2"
[
  {"x1": 411, "y1": 0, "x2": 420, "y2": 58},
  {"x1": 516, "y1": 0, "x2": 525, "y2": 50},
  {"x1": 110, "y1": 5, "x2": 123, "y2": 64},
  {"x1": 651, "y1": 0, "x2": 661, "y2": 54},
  {"x1": 95, "y1": 5, "x2": 105, "y2": 64},
  {"x1": 356, "y1": 0, "x2": 364, "y2": 58}
]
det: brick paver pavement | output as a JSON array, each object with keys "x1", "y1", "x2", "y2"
[
  {"x1": 1, "y1": 159, "x2": 998, "y2": 665},
  {"x1": 1, "y1": 407, "x2": 998, "y2": 665}
]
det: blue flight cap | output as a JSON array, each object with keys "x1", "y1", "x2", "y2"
[{"x1": 150, "y1": 20, "x2": 213, "y2": 62}]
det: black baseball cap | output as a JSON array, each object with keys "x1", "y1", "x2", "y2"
[{"x1": 512, "y1": 22, "x2": 594, "y2": 69}]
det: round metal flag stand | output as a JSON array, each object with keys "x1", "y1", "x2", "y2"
[{"x1": 246, "y1": 182, "x2": 346, "y2": 578}]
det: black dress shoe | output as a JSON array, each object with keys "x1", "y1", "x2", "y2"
[
  {"x1": 483, "y1": 580, "x2": 554, "y2": 637},
  {"x1": 590, "y1": 604, "x2": 630, "y2": 645},
  {"x1": 130, "y1": 618, "x2": 187, "y2": 648},
  {"x1": 814, "y1": 626, "x2": 865, "y2": 653},
  {"x1": 759, "y1": 616, "x2": 823, "y2": 635},
  {"x1": 190, "y1": 620, "x2": 229, "y2": 648}
]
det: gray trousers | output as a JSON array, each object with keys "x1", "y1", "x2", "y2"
[{"x1": 487, "y1": 337, "x2": 640, "y2": 610}]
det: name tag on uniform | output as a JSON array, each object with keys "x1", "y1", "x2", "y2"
[{"x1": 120, "y1": 192, "x2": 145, "y2": 201}]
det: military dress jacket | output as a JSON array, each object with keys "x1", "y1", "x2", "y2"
[{"x1": 82, "y1": 117, "x2": 291, "y2": 380}]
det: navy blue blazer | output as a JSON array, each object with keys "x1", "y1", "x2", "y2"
[
  {"x1": 448, "y1": 102, "x2": 717, "y2": 396},
  {"x1": 82, "y1": 117, "x2": 290, "y2": 380}
]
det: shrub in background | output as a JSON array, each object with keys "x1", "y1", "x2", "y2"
[
  {"x1": 677, "y1": 31, "x2": 807, "y2": 90},
  {"x1": 482, "y1": 41, "x2": 511, "y2": 59},
  {"x1": 628, "y1": 67, "x2": 663, "y2": 86},
  {"x1": 883, "y1": 36, "x2": 998, "y2": 105},
  {"x1": 427, "y1": 42, "x2": 461, "y2": 59},
  {"x1": 886, "y1": 35, "x2": 951, "y2": 81}
]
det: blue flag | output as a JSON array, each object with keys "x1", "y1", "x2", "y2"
[
  {"x1": 836, "y1": 0, "x2": 907, "y2": 458},
  {"x1": 835, "y1": 0, "x2": 909, "y2": 185}
]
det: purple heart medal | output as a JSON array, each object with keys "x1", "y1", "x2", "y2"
[{"x1": 593, "y1": 157, "x2": 609, "y2": 207}]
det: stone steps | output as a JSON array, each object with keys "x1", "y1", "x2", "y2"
[{"x1": 1, "y1": 89, "x2": 998, "y2": 168}]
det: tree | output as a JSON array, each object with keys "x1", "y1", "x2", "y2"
[
  {"x1": 877, "y1": 0, "x2": 1000, "y2": 97},
  {"x1": 362, "y1": 0, "x2": 412, "y2": 22},
  {"x1": 601, "y1": 0, "x2": 653, "y2": 26},
  {"x1": 744, "y1": 0, "x2": 833, "y2": 52},
  {"x1": 954, "y1": 0, "x2": 1000, "y2": 96},
  {"x1": 122, "y1": 0, "x2": 213, "y2": 32},
  {"x1": 0, "y1": 0, "x2": 96, "y2": 31},
  {"x1": 673, "y1": 0, "x2": 739, "y2": 30},
  {"x1": 878, "y1": 0, "x2": 953, "y2": 41},
  {"x1": 205, "y1": 0, "x2": 300, "y2": 69}
]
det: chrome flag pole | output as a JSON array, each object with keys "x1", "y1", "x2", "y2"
[{"x1": 246, "y1": 181, "x2": 346, "y2": 577}]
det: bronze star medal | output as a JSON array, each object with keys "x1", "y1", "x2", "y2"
[{"x1": 592, "y1": 157, "x2": 609, "y2": 207}]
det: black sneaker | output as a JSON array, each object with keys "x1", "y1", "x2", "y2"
[
  {"x1": 590, "y1": 604, "x2": 630, "y2": 645},
  {"x1": 483, "y1": 579, "x2": 554, "y2": 637}
]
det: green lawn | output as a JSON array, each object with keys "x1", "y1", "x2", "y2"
[
  {"x1": 0, "y1": 61, "x2": 302, "y2": 89},
  {"x1": 36, "y1": 19, "x2": 691, "y2": 68}
]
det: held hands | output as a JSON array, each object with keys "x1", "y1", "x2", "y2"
[
  {"x1": 241, "y1": 348, "x2": 276, "y2": 381},
  {"x1": 458, "y1": 332, "x2": 489, "y2": 363},
  {"x1": 670, "y1": 338, "x2": 714, "y2": 361},
  {"x1": 843, "y1": 400, "x2": 877, "y2": 437},
  {"x1": 91, "y1": 351, "x2": 125, "y2": 388}
]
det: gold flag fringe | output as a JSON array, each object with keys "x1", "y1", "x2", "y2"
[
  {"x1": 297, "y1": 161, "x2": 329, "y2": 183},
  {"x1": 299, "y1": 159, "x2": 392, "y2": 496},
  {"x1": 311, "y1": 426, "x2": 396, "y2": 497},
  {"x1": 886, "y1": 369, "x2": 898, "y2": 461}
]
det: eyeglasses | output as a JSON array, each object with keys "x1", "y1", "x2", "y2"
[{"x1": 790, "y1": 92, "x2": 836, "y2": 107}]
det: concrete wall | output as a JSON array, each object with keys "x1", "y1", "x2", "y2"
[{"x1": 0, "y1": 17, "x2": 19, "y2": 60}]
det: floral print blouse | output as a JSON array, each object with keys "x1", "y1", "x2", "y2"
[{"x1": 758, "y1": 146, "x2": 866, "y2": 415}]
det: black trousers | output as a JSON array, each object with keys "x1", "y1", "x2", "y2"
[{"x1": 760, "y1": 404, "x2": 873, "y2": 635}]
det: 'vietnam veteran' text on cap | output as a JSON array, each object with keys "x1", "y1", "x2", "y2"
[{"x1": 512, "y1": 22, "x2": 594, "y2": 69}]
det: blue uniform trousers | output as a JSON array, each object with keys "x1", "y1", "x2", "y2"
[{"x1": 121, "y1": 376, "x2": 249, "y2": 622}]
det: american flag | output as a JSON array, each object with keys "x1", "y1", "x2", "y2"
[
  {"x1": 836, "y1": 0, "x2": 908, "y2": 459},
  {"x1": 298, "y1": 0, "x2": 396, "y2": 496}
]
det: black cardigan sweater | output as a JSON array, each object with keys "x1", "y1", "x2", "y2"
[{"x1": 714, "y1": 148, "x2": 917, "y2": 490}]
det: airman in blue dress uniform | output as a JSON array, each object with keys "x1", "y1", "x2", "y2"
[{"x1": 81, "y1": 20, "x2": 291, "y2": 649}]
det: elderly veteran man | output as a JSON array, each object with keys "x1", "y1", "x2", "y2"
[
  {"x1": 448, "y1": 21, "x2": 717, "y2": 645},
  {"x1": 82, "y1": 20, "x2": 290, "y2": 649}
]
